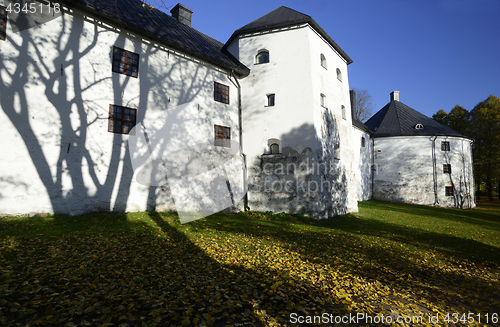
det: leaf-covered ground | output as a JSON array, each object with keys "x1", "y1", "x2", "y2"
[{"x1": 1, "y1": 200, "x2": 499, "y2": 326}]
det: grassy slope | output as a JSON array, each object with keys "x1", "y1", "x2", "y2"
[{"x1": 0, "y1": 200, "x2": 499, "y2": 326}]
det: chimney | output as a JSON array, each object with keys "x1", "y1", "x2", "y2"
[
  {"x1": 170, "y1": 3, "x2": 193, "y2": 27},
  {"x1": 390, "y1": 91, "x2": 400, "y2": 102},
  {"x1": 350, "y1": 90, "x2": 357, "y2": 120}
]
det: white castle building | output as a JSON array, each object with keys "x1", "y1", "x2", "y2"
[
  {"x1": 0, "y1": 0, "x2": 475, "y2": 218},
  {"x1": 366, "y1": 91, "x2": 475, "y2": 209}
]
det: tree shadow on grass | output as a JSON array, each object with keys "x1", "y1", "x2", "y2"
[
  {"x1": 0, "y1": 213, "x2": 131, "y2": 241},
  {"x1": 363, "y1": 200, "x2": 500, "y2": 231},
  {"x1": 146, "y1": 211, "x2": 354, "y2": 326},
  {"x1": 193, "y1": 212, "x2": 500, "y2": 317},
  {"x1": 2, "y1": 211, "x2": 499, "y2": 325},
  {"x1": 323, "y1": 215, "x2": 500, "y2": 265}
]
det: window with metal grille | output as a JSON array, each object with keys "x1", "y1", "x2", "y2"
[
  {"x1": 112, "y1": 47, "x2": 139, "y2": 78},
  {"x1": 443, "y1": 164, "x2": 451, "y2": 174},
  {"x1": 214, "y1": 125, "x2": 230, "y2": 147},
  {"x1": 0, "y1": 6, "x2": 7, "y2": 41},
  {"x1": 445, "y1": 186, "x2": 454, "y2": 196},
  {"x1": 441, "y1": 141, "x2": 450, "y2": 151},
  {"x1": 108, "y1": 105, "x2": 137, "y2": 134},
  {"x1": 214, "y1": 82, "x2": 229, "y2": 104}
]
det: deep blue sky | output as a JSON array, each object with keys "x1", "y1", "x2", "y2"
[{"x1": 149, "y1": 0, "x2": 500, "y2": 118}]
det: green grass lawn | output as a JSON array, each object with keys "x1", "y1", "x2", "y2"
[{"x1": 1, "y1": 200, "x2": 499, "y2": 326}]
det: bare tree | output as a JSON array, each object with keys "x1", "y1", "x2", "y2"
[{"x1": 351, "y1": 88, "x2": 374, "y2": 122}]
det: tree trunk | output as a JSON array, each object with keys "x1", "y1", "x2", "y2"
[
  {"x1": 476, "y1": 179, "x2": 481, "y2": 200},
  {"x1": 498, "y1": 179, "x2": 500, "y2": 200},
  {"x1": 487, "y1": 173, "x2": 493, "y2": 201}
]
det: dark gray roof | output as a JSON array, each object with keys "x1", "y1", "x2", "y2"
[
  {"x1": 61, "y1": 0, "x2": 249, "y2": 76},
  {"x1": 223, "y1": 6, "x2": 352, "y2": 65},
  {"x1": 352, "y1": 119, "x2": 372, "y2": 134},
  {"x1": 365, "y1": 100, "x2": 467, "y2": 138}
]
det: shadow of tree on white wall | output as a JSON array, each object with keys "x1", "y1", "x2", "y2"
[
  {"x1": 247, "y1": 108, "x2": 350, "y2": 218},
  {"x1": 0, "y1": 5, "x2": 238, "y2": 216}
]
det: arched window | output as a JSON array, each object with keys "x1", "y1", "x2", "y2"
[
  {"x1": 270, "y1": 143, "x2": 280, "y2": 154},
  {"x1": 415, "y1": 123, "x2": 424, "y2": 130},
  {"x1": 267, "y1": 94, "x2": 275, "y2": 106},
  {"x1": 336, "y1": 68, "x2": 342, "y2": 81},
  {"x1": 320, "y1": 54, "x2": 327, "y2": 69},
  {"x1": 267, "y1": 138, "x2": 281, "y2": 154},
  {"x1": 341, "y1": 105, "x2": 346, "y2": 120},
  {"x1": 255, "y1": 50, "x2": 269, "y2": 64},
  {"x1": 334, "y1": 142, "x2": 341, "y2": 160},
  {"x1": 320, "y1": 93, "x2": 327, "y2": 108}
]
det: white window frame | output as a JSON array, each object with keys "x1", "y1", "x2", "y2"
[
  {"x1": 320, "y1": 93, "x2": 327, "y2": 108},
  {"x1": 320, "y1": 53, "x2": 327, "y2": 69},
  {"x1": 255, "y1": 50, "x2": 270, "y2": 64}
]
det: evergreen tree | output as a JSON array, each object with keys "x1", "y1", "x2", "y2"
[{"x1": 469, "y1": 95, "x2": 500, "y2": 200}]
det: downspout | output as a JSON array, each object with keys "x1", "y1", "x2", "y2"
[
  {"x1": 231, "y1": 69, "x2": 249, "y2": 211},
  {"x1": 460, "y1": 139, "x2": 467, "y2": 208},
  {"x1": 371, "y1": 136, "x2": 375, "y2": 198},
  {"x1": 431, "y1": 135, "x2": 439, "y2": 205},
  {"x1": 469, "y1": 139, "x2": 476, "y2": 207}
]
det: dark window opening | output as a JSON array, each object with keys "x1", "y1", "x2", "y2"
[
  {"x1": 270, "y1": 143, "x2": 280, "y2": 154},
  {"x1": 0, "y1": 6, "x2": 7, "y2": 41},
  {"x1": 256, "y1": 50, "x2": 269, "y2": 64},
  {"x1": 267, "y1": 94, "x2": 275, "y2": 106},
  {"x1": 443, "y1": 164, "x2": 451, "y2": 174},
  {"x1": 112, "y1": 46, "x2": 139, "y2": 78},
  {"x1": 445, "y1": 186, "x2": 454, "y2": 196},
  {"x1": 441, "y1": 141, "x2": 450, "y2": 151},
  {"x1": 214, "y1": 82, "x2": 229, "y2": 104},
  {"x1": 214, "y1": 125, "x2": 230, "y2": 147},
  {"x1": 334, "y1": 143, "x2": 341, "y2": 160},
  {"x1": 361, "y1": 137, "x2": 366, "y2": 147},
  {"x1": 108, "y1": 105, "x2": 137, "y2": 134}
]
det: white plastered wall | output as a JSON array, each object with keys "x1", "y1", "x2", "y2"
[
  {"x1": 373, "y1": 136, "x2": 475, "y2": 208},
  {"x1": 352, "y1": 127, "x2": 372, "y2": 201},
  {"x1": 0, "y1": 7, "x2": 241, "y2": 216},
  {"x1": 307, "y1": 26, "x2": 358, "y2": 213},
  {"x1": 227, "y1": 24, "x2": 360, "y2": 216},
  {"x1": 227, "y1": 25, "x2": 315, "y2": 159}
]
